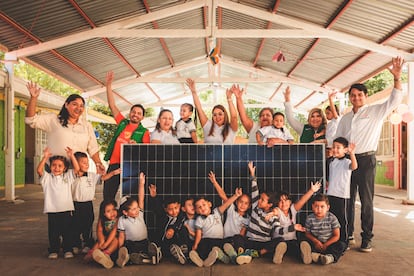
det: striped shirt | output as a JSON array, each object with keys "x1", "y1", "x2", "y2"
[
  {"x1": 246, "y1": 176, "x2": 279, "y2": 242},
  {"x1": 305, "y1": 211, "x2": 340, "y2": 243}
]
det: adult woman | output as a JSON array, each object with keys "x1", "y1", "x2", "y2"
[
  {"x1": 186, "y1": 79, "x2": 238, "y2": 144},
  {"x1": 231, "y1": 84, "x2": 274, "y2": 143},
  {"x1": 283, "y1": 86, "x2": 327, "y2": 143},
  {"x1": 151, "y1": 109, "x2": 180, "y2": 144},
  {"x1": 25, "y1": 82, "x2": 105, "y2": 173}
]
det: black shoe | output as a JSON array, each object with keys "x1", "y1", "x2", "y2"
[{"x1": 360, "y1": 240, "x2": 372, "y2": 252}]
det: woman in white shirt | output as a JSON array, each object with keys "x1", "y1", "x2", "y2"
[
  {"x1": 186, "y1": 78, "x2": 238, "y2": 144},
  {"x1": 151, "y1": 109, "x2": 180, "y2": 144}
]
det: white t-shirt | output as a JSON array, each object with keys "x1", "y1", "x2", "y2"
[
  {"x1": 327, "y1": 157, "x2": 352, "y2": 199},
  {"x1": 118, "y1": 211, "x2": 148, "y2": 242},
  {"x1": 248, "y1": 122, "x2": 260, "y2": 143},
  {"x1": 223, "y1": 204, "x2": 250, "y2": 238},
  {"x1": 71, "y1": 172, "x2": 101, "y2": 202},
  {"x1": 257, "y1": 125, "x2": 294, "y2": 143},
  {"x1": 203, "y1": 120, "x2": 236, "y2": 144},
  {"x1": 41, "y1": 170, "x2": 75, "y2": 213},
  {"x1": 176, "y1": 119, "x2": 196, "y2": 139},
  {"x1": 195, "y1": 208, "x2": 224, "y2": 239},
  {"x1": 150, "y1": 129, "x2": 180, "y2": 144},
  {"x1": 326, "y1": 117, "x2": 340, "y2": 148}
]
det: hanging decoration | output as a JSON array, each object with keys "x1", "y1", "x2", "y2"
[
  {"x1": 272, "y1": 50, "x2": 286, "y2": 62},
  {"x1": 390, "y1": 112, "x2": 402, "y2": 125},
  {"x1": 391, "y1": 103, "x2": 414, "y2": 124},
  {"x1": 209, "y1": 47, "x2": 220, "y2": 65}
]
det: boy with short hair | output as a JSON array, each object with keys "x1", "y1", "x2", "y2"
[
  {"x1": 302, "y1": 194, "x2": 347, "y2": 265},
  {"x1": 148, "y1": 184, "x2": 189, "y2": 264}
]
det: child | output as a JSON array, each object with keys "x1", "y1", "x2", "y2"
[
  {"x1": 88, "y1": 200, "x2": 119, "y2": 269},
  {"x1": 233, "y1": 162, "x2": 281, "y2": 265},
  {"x1": 71, "y1": 151, "x2": 121, "y2": 254},
  {"x1": 325, "y1": 91, "x2": 341, "y2": 154},
  {"x1": 189, "y1": 188, "x2": 243, "y2": 267},
  {"x1": 302, "y1": 194, "x2": 347, "y2": 265},
  {"x1": 256, "y1": 112, "x2": 294, "y2": 145},
  {"x1": 182, "y1": 197, "x2": 196, "y2": 248},
  {"x1": 148, "y1": 184, "x2": 191, "y2": 265},
  {"x1": 176, "y1": 103, "x2": 198, "y2": 143},
  {"x1": 116, "y1": 172, "x2": 162, "y2": 268},
  {"x1": 326, "y1": 137, "x2": 357, "y2": 245},
  {"x1": 151, "y1": 109, "x2": 180, "y2": 144},
  {"x1": 38, "y1": 147, "x2": 79, "y2": 260},
  {"x1": 208, "y1": 171, "x2": 251, "y2": 262},
  {"x1": 270, "y1": 181, "x2": 321, "y2": 264}
]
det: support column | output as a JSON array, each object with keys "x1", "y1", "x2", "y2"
[{"x1": 406, "y1": 61, "x2": 414, "y2": 202}]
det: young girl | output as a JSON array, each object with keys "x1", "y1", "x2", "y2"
[
  {"x1": 176, "y1": 103, "x2": 198, "y2": 143},
  {"x1": 187, "y1": 78, "x2": 238, "y2": 144},
  {"x1": 208, "y1": 171, "x2": 251, "y2": 262},
  {"x1": 87, "y1": 200, "x2": 119, "y2": 269},
  {"x1": 270, "y1": 181, "x2": 321, "y2": 264},
  {"x1": 151, "y1": 109, "x2": 180, "y2": 144},
  {"x1": 116, "y1": 172, "x2": 162, "y2": 267},
  {"x1": 256, "y1": 112, "x2": 294, "y2": 146},
  {"x1": 189, "y1": 189, "x2": 243, "y2": 267},
  {"x1": 38, "y1": 147, "x2": 79, "y2": 260}
]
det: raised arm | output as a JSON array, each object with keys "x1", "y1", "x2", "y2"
[
  {"x1": 226, "y1": 88, "x2": 238, "y2": 132},
  {"x1": 26, "y1": 81, "x2": 41, "y2": 117},
  {"x1": 328, "y1": 91, "x2": 339, "y2": 120},
  {"x1": 389, "y1": 56, "x2": 404, "y2": 90},
  {"x1": 208, "y1": 171, "x2": 228, "y2": 201},
  {"x1": 293, "y1": 181, "x2": 321, "y2": 211},
  {"x1": 138, "y1": 172, "x2": 145, "y2": 210},
  {"x1": 283, "y1": 86, "x2": 304, "y2": 135},
  {"x1": 348, "y1": 143, "x2": 358, "y2": 171},
  {"x1": 65, "y1": 147, "x2": 80, "y2": 175},
  {"x1": 186, "y1": 78, "x2": 208, "y2": 127},
  {"x1": 37, "y1": 147, "x2": 52, "y2": 177},
  {"x1": 218, "y1": 188, "x2": 242, "y2": 214},
  {"x1": 106, "y1": 71, "x2": 121, "y2": 117},
  {"x1": 232, "y1": 84, "x2": 254, "y2": 133}
]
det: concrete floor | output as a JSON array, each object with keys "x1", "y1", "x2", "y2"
[{"x1": 0, "y1": 184, "x2": 413, "y2": 276}]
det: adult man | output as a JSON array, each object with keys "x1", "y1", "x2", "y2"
[
  {"x1": 335, "y1": 56, "x2": 404, "y2": 252},
  {"x1": 103, "y1": 72, "x2": 150, "y2": 200}
]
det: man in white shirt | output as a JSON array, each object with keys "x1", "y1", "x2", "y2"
[{"x1": 335, "y1": 56, "x2": 404, "y2": 253}]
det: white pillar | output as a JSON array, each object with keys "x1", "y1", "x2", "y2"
[
  {"x1": 407, "y1": 61, "x2": 414, "y2": 201},
  {"x1": 4, "y1": 56, "x2": 15, "y2": 201}
]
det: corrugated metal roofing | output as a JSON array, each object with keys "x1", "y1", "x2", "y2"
[{"x1": 0, "y1": 0, "x2": 413, "y2": 116}]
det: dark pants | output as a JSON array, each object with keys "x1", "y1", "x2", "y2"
[
  {"x1": 103, "y1": 163, "x2": 121, "y2": 201},
  {"x1": 47, "y1": 211, "x2": 74, "y2": 254},
  {"x1": 305, "y1": 239, "x2": 347, "y2": 262},
  {"x1": 197, "y1": 238, "x2": 223, "y2": 259},
  {"x1": 233, "y1": 235, "x2": 282, "y2": 256},
  {"x1": 73, "y1": 201, "x2": 95, "y2": 248},
  {"x1": 125, "y1": 239, "x2": 149, "y2": 254},
  {"x1": 348, "y1": 154, "x2": 376, "y2": 242},
  {"x1": 328, "y1": 196, "x2": 350, "y2": 244}
]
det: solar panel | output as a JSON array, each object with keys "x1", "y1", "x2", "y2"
[{"x1": 121, "y1": 144, "x2": 325, "y2": 237}]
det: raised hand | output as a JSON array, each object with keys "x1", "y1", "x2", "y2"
[
  {"x1": 248, "y1": 161, "x2": 256, "y2": 176},
  {"x1": 106, "y1": 71, "x2": 114, "y2": 85},
  {"x1": 148, "y1": 183, "x2": 157, "y2": 197},
  {"x1": 283, "y1": 86, "x2": 291, "y2": 102},
  {"x1": 231, "y1": 84, "x2": 244, "y2": 98},
  {"x1": 26, "y1": 81, "x2": 41, "y2": 98},
  {"x1": 310, "y1": 181, "x2": 322, "y2": 193},
  {"x1": 388, "y1": 56, "x2": 404, "y2": 79},
  {"x1": 186, "y1": 78, "x2": 196, "y2": 93}
]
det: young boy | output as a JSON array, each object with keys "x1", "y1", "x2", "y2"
[
  {"x1": 256, "y1": 112, "x2": 294, "y2": 145},
  {"x1": 182, "y1": 197, "x2": 196, "y2": 251},
  {"x1": 302, "y1": 194, "x2": 347, "y2": 265},
  {"x1": 233, "y1": 162, "x2": 281, "y2": 265},
  {"x1": 326, "y1": 137, "x2": 357, "y2": 245},
  {"x1": 71, "y1": 152, "x2": 121, "y2": 254},
  {"x1": 189, "y1": 188, "x2": 243, "y2": 267},
  {"x1": 37, "y1": 147, "x2": 79, "y2": 259},
  {"x1": 148, "y1": 184, "x2": 190, "y2": 265}
]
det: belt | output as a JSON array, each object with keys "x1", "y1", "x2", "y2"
[{"x1": 355, "y1": 151, "x2": 376, "y2": 158}]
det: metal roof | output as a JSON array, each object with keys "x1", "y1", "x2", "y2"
[{"x1": 1, "y1": 0, "x2": 413, "y2": 115}]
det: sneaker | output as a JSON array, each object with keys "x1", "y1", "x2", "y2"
[
  {"x1": 245, "y1": 249, "x2": 259, "y2": 258},
  {"x1": 170, "y1": 244, "x2": 186, "y2": 265},
  {"x1": 311, "y1": 252, "x2": 321, "y2": 263},
  {"x1": 64, "y1": 252, "x2": 74, "y2": 259},
  {"x1": 130, "y1": 253, "x2": 152, "y2": 265},
  {"x1": 273, "y1": 242, "x2": 287, "y2": 264},
  {"x1": 92, "y1": 249, "x2": 114, "y2": 269},
  {"x1": 235, "y1": 253, "x2": 252, "y2": 265},
  {"x1": 72, "y1": 247, "x2": 80, "y2": 255},
  {"x1": 203, "y1": 247, "x2": 218, "y2": 267},
  {"x1": 82, "y1": 246, "x2": 90, "y2": 254},
  {"x1": 214, "y1": 246, "x2": 230, "y2": 264},
  {"x1": 180, "y1": 244, "x2": 189, "y2": 255},
  {"x1": 116, "y1": 247, "x2": 130, "y2": 268},
  {"x1": 189, "y1": 250, "x2": 203, "y2": 267},
  {"x1": 360, "y1": 240, "x2": 372, "y2": 252},
  {"x1": 348, "y1": 236, "x2": 356, "y2": 245},
  {"x1": 300, "y1": 241, "x2": 312, "y2": 265},
  {"x1": 48, "y1": 253, "x2": 58, "y2": 259},
  {"x1": 320, "y1": 254, "x2": 335, "y2": 265},
  {"x1": 223, "y1": 243, "x2": 237, "y2": 263},
  {"x1": 148, "y1": 242, "x2": 162, "y2": 264}
]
